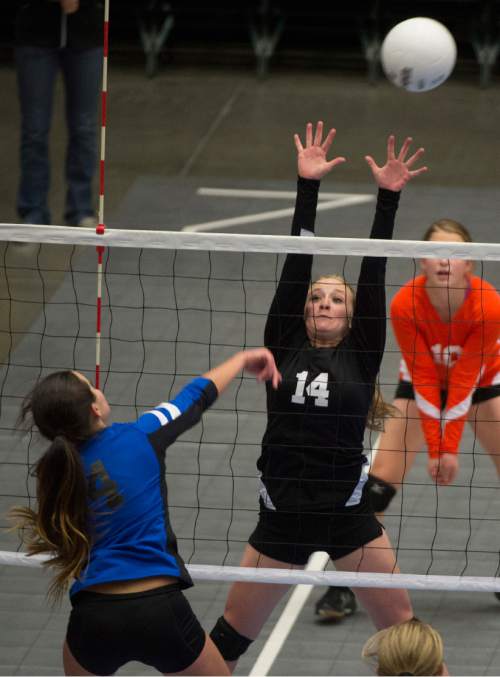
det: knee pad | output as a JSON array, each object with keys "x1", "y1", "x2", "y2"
[
  {"x1": 210, "y1": 616, "x2": 253, "y2": 661},
  {"x1": 365, "y1": 474, "x2": 397, "y2": 513}
]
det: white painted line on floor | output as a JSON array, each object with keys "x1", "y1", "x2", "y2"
[
  {"x1": 182, "y1": 194, "x2": 374, "y2": 232},
  {"x1": 197, "y1": 187, "x2": 373, "y2": 201},
  {"x1": 249, "y1": 551, "x2": 330, "y2": 677},
  {"x1": 179, "y1": 87, "x2": 242, "y2": 178}
]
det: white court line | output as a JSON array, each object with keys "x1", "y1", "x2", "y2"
[
  {"x1": 179, "y1": 87, "x2": 242, "y2": 178},
  {"x1": 197, "y1": 187, "x2": 373, "y2": 201},
  {"x1": 249, "y1": 433, "x2": 381, "y2": 676},
  {"x1": 249, "y1": 551, "x2": 329, "y2": 676},
  {"x1": 182, "y1": 193, "x2": 374, "y2": 232}
]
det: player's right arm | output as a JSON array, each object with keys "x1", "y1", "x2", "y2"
[
  {"x1": 136, "y1": 349, "x2": 280, "y2": 454},
  {"x1": 264, "y1": 121, "x2": 346, "y2": 356},
  {"x1": 391, "y1": 288, "x2": 444, "y2": 458},
  {"x1": 264, "y1": 177, "x2": 319, "y2": 355}
]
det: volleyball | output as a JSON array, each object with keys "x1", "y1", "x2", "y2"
[{"x1": 381, "y1": 17, "x2": 457, "y2": 92}]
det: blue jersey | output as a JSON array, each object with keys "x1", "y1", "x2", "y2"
[{"x1": 70, "y1": 377, "x2": 218, "y2": 596}]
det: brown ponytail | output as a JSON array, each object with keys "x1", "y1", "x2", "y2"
[{"x1": 9, "y1": 371, "x2": 95, "y2": 603}]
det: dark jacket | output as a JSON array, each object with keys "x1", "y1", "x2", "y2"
[{"x1": 15, "y1": 0, "x2": 103, "y2": 49}]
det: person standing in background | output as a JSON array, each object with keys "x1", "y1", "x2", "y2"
[{"x1": 15, "y1": 0, "x2": 103, "y2": 227}]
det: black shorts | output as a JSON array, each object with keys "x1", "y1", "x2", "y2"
[
  {"x1": 66, "y1": 583, "x2": 206, "y2": 675},
  {"x1": 248, "y1": 492, "x2": 383, "y2": 566},
  {"x1": 395, "y1": 380, "x2": 500, "y2": 407}
]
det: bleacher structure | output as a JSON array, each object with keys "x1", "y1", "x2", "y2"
[{"x1": 1, "y1": 1, "x2": 500, "y2": 83}]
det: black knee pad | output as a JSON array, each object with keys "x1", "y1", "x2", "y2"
[
  {"x1": 210, "y1": 616, "x2": 253, "y2": 662},
  {"x1": 365, "y1": 473, "x2": 397, "y2": 513}
]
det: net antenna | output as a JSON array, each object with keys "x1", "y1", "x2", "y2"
[{"x1": 95, "y1": 0, "x2": 110, "y2": 389}]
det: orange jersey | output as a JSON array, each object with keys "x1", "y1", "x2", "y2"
[{"x1": 391, "y1": 275, "x2": 500, "y2": 458}]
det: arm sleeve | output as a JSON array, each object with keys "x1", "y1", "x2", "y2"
[
  {"x1": 349, "y1": 188, "x2": 400, "y2": 375},
  {"x1": 391, "y1": 303, "x2": 444, "y2": 458},
  {"x1": 136, "y1": 377, "x2": 218, "y2": 455},
  {"x1": 264, "y1": 177, "x2": 320, "y2": 358},
  {"x1": 442, "y1": 304, "x2": 500, "y2": 454}
]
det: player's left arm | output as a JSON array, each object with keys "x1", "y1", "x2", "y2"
[
  {"x1": 431, "y1": 297, "x2": 500, "y2": 485},
  {"x1": 442, "y1": 309, "x2": 500, "y2": 453},
  {"x1": 351, "y1": 136, "x2": 426, "y2": 371}
]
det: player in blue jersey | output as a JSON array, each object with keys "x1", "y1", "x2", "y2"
[{"x1": 10, "y1": 348, "x2": 280, "y2": 676}]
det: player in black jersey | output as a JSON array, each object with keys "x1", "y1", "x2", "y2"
[
  {"x1": 209, "y1": 122, "x2": 429, "y2": 669},
  {"x1": 10, "y1": 348, "x2": 280, "y2": 676}
]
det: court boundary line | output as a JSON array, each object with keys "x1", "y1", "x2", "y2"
[{"x1": 181, "y1": 188, "x2": 374, "y2": 232}]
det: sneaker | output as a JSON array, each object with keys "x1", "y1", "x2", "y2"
[
  {"x1": 76, "y1": 216, "x2": 98, "y2": 229},
  {"x1": 315, "y1": 586, "x2": 357, "y2": 623},
  {"x1": 495, "y1": 592, "x2": 500, "y2": 602}
]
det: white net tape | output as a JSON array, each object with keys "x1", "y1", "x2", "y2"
[
  {"x1": 1, "y1": 550, "x2": 500, "y2": 592},
  {"x1": 2, "y1": 222, "x2": 500, "y2": 259}
]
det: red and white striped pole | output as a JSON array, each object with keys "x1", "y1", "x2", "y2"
[{"x1": 95, "y1": 0, "x2": 109, "y2": 389}]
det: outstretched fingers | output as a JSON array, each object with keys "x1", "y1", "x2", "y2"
[
  {"x1": 405, "y1": 146, "x2": 426, "y2": 167},
  {"x1": 409, "y1": 165, "x2": 429, "y2": 178},
  {"x1": 314, "y1": 120, "x2": 324, "y2": 146},
  {"x1": 397, "y1": 136, "x2": 413, "y2": 162},
  {"x1": 386, "y1": 134, "x2": 396, "y2": 161},
  {"x1": 305, "y1": 122, "x2": 314, "y2": 147},
  {"x1": 321, "y1": 127, "x2": 337, "y2": 154},
  {"x1": 364, "y1": 155, "x2": 379, "y2": 173},
  {"x1": 406, "y1": 145, "x2": 428, "y2": 177},
  {"x1": 294, "y1": 133, "x2": 304, "y2": 153},
  {"x1": 326, "y1": 156, "x2": 347, "y2": 170}
]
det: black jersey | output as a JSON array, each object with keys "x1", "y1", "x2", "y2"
[{"x1": 258, "y1": 177, "x2": 400, "y2": 514}]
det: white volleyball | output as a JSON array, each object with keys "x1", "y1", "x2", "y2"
[{"x1": 381, "y1": 17, "x2": 457, "y2": 92}]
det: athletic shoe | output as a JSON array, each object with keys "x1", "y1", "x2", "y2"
[
  {"x1": 495, "y1": 592, "x2": 500, "y2": 601},
  {"x1": 76, "y1": 216, "x2": 98, "y2": 228},
  {"x1": 315, "y1": 586, "x2": 357, "y2": 622}
]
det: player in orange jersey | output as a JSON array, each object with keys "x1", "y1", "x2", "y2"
[
  {"x1": 371, "y1": 219, "x2": 500, "y2": 491},
  {"x1": 315, "y1": 219, "x2": 500, "y2": 622}
]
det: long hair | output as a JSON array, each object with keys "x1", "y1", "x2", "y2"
[
  {"x1": 9, "y1": 371, "x2": 96, "y2": 603},
  {"x1": 309, "y1": 275, "x2": 397, "y2": 430},
  {"x1": 362, "y1": 618, "x2": 444, "y2": 676}
]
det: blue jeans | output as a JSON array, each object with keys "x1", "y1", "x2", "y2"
[{"x1": 16, "y1": 46, "x2": 102, "y2": 225}]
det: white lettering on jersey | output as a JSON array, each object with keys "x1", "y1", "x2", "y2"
[
  {"x1": 430, "y1": 343, "x2": 462, "y2": 367},
  {"x1": 291, "y1": 371, "x2": 330, "y2": 407}
]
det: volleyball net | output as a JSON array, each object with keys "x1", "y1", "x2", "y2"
[{"x1": 1, "y1": 223, "x2": 500, "y2": 593}]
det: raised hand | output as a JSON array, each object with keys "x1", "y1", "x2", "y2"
[
  {"x1": 365, "y1": 135, "x2": 427, "y2": 191},
  {"x1": 294, "y1": 121, "x2": 346, "y2": 181}
]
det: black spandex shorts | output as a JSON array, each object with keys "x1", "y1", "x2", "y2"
[
  {"x1": 395, "y1": 380, "x2": 500, "y2": 408},
  {"x1": 248, "y1": 491, "x2": 383, "y2": 565},
  {"x1": 66, "y1": 583, "x2": 206, "y2": 675}
]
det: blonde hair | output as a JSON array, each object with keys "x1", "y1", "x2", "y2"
[
  {"x1": 309, "y1": 275, "x2": 397, "y2": 431},
  {"x1": 362, "y1": 618, "x2": 444, "y2": 676},
  {"x1": 422, "y1": 218, "x2": 472, "y2": 243}
]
